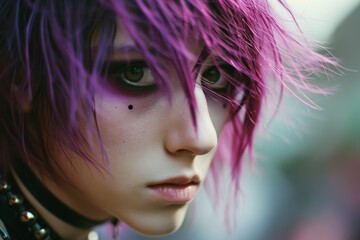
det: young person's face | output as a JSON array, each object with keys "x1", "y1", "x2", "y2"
[{"x1": 54, "y1": 25, "x2": 230, "y2": 236}]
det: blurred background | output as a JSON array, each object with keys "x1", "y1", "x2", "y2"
[{"x1": 96, "y1": 1, "x2": 360, "y2": 239}]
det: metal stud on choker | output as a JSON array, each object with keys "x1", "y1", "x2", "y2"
[
  {"x1": 0, "y1": 176, "x2": 50, "y2": 240},
  {"x1": 0, "y1": 174, "x2": 108, "y2": 240}
]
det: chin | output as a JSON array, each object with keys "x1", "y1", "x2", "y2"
[
  {"x1": 124, "y1": 206, "x2": 188, "y2": 237},
  {"x1": 134, "y1": 221, "x2": 183, "y2": 237}
]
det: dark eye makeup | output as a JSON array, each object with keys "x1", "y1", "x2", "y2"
[
  {"x1": 105, "y1": 60, "x2": 158, "y2": 92},
  {"x1": 103, "y1": 60, "x2": 238, "y2": 97},
  {"x1": 200, "y1": 63, "x2": 237, "y2": 95}
]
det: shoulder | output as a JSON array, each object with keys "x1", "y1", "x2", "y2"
[{"x1": 0, "y1": 218, "x2": 10, "y2": 240}]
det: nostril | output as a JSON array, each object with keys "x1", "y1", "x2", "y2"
[{"x1": 164, "y1": 126, "x2": 218, "y2": 156}]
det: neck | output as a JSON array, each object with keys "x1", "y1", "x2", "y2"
[{"x1": 10, "y1": 166, "x2": 109, "y2": 240}]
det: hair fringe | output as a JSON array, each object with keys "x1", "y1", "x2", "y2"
[{"x1": 0, "y1": 0, "x2": 338, "y2": 225}]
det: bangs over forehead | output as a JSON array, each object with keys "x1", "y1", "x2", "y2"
[{"x1": 93, "y1": 0, "x2": 262, "y2": 133}]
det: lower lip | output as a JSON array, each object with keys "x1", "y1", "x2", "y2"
[{"x1": 147, "y1": 184, "x2": 198, "y2": 204}]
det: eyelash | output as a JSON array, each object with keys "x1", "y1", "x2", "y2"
[
  {"x1": 200, "y1": 64, "x2": 235, "y2": 94},
  {"x1": 104, "y1": 60, "x2": 236, "y2": 96},
  {"x1": 106, "y1": 61, "x2": 158, "y2": 91}
]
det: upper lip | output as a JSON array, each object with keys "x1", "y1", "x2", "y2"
[{"x1": 148, "y1": 175, "x2": 201, "y2": 186}]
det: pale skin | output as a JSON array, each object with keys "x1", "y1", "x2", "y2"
[{"x1": 12, "y1": 25, "x2": 230, "y2": 239}]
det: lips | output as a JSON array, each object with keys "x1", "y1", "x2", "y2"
[{"x1": 147, "y1": 175, "x2": 200, "y2": 204}]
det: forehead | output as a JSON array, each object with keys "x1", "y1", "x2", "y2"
[
  {"x1": 111, "y1": 19, "x2": 204, "y2": 63},
  {"x1": 113, "y1": 23, "x2": 136, "y2": 48}
]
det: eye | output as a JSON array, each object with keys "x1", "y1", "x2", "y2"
[
  {"x1": 201, "y1": 64, "x2": 234, "y2": 91},
  {"x1": 107, "y1": 61, "x2": 156, "y2": 89}
]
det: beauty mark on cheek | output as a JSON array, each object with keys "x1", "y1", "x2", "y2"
[{"x1": 128, "y1": 104, "x2": 134, "y2": 110}]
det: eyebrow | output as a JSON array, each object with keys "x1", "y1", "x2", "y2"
[
  {"x1": 111, "y1": 45, "x2": 140, "y2": 54},
  {"x1": 90, "y1": 45, "x2": 141, "y2": 56},
  {"x1": 111, "y1": 45, "x2": 162, "y2": 58},
  {"x1": 97, "y1": 44, "x2": 210, "y2": 70}
]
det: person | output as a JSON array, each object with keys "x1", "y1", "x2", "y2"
[{"x1": 0, "y1": 0, "x2": 336, "y2": 239}]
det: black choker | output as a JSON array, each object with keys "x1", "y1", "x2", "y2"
[
  {"x1": 0, "y1": 174, "x2": 62, "y2": 240},
  {"x1": 13, "y1": 160, "x2": 108, "y2": 229}
]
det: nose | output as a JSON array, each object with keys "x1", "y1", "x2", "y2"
[{"x1": 164, "y1": 87, "x2": 218, "y2": 156}]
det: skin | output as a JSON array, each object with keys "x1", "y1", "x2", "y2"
[{"x1": 15, "y1": 25, "x2": 230, "y2": 239}]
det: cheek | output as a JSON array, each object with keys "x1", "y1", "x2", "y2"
[
  {"x1": 94, "y1": 90, "x2": 162, "y2": 147},
  {"x1": 93, "y1": 90, "x2": 169, "y2": 175},
  {"x1": 94, "y1": 103, "x2": 150, "y2": 170},
  {"x1": 207, "y1": 98, "x2": 230, "y2": 135},
  {"x1": 194, "y1": 148, "x2": 217, "y2": 179}
]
